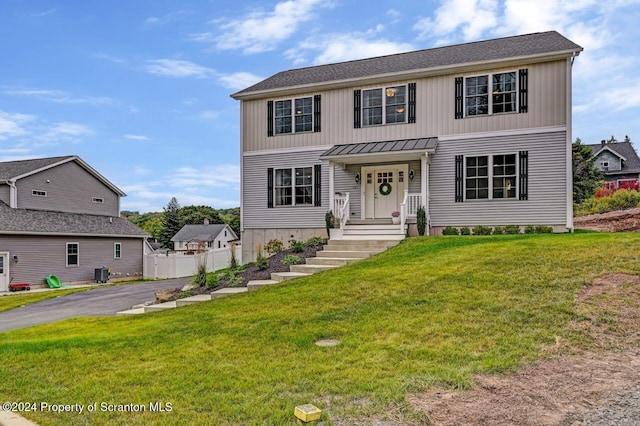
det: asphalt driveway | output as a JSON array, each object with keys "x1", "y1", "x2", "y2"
[{"x1": 0, "y1": 277, "x2": 192, "y2": 332}]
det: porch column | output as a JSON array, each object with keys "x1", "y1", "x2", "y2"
[
  {"x1": 329, "y1": 161, "x2": 335, "y2": 213},
  {"x1": 421, "y1": 153, "x2": 430, "y2": 234}
]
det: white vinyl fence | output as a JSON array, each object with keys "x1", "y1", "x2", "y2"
[{"x1": 144, "y1": 246, "x2": 241, "y2": 280}]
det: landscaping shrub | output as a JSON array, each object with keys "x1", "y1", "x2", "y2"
[
  {"x1": 576, "y1": 189, "x2": 640, "y2": 216},
  {"x1": 472, "y1": 225, "x2": 492, "y2": 235},
  {"x1": 535, "y1": 225, "x2": 553, "y2": 233},
  {"x1": 492, "y1": 226, "x2": 504, "y2": 235},
  {"x1": 460, "y1": 227, "x2": 471, "y2": 235},
  {"x1": 256, "y1": 253, "x2": 269, "y2": 270},
  {"x1": 442, "y1": 226, "x2": 459, "y2": 235},
  {"x1": 304, "y1": 237, "x2": 325, "y2": 248},
  {"x1": 229, "y1": 241, "x2": 238, "y2": 270},
  {"x1": 282, "y1": 254, "x2": 302, "y2": 266},
  {"x1": 417, "y1": 206, "x2": 426, "y2": 236},
  {"x1": 325, "y1": 210, "x2": 335, "y2": 236},
  {"x1": 524, "y1": 225, "x2": 536, "y2": 234},
  {"x1": 264, "y1": 239, "x2": 285, "y2": 255},
  {"x1": 206, "y1": 273, "x2": 219, "y2": 289},
  {"x1": 504, "y1": 225, "x2": 521, "y2": 234},
  {"x1": 289, "y1": 240, "x2": 304, "y2": 253}
]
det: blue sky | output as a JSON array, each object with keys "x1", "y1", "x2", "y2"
[{"x1": 1, "y1": 0, "x2": 639, "y2": 213}]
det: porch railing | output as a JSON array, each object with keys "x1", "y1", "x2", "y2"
[
  {"x1": 334, "y1": 192, "x2": 350, "y2": 229},
  {"x1": 400, "y1": 191, "x2": 422, "y2": 228}
]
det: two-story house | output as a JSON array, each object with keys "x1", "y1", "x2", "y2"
[
  {"x1": 0, "y1": 155, "x2": 148, "y2": 291},
  {"x1": 587, "y1": 141, "x2": 640, "y2": 186},
  {"x1": 232, "y1": 31, "x2": 583, "y2": 262},
  {"x1": 171, "y1": 221, "x2": 238, "y2": 252}
]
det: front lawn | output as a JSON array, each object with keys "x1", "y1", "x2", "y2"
[
  {"x1": 0, "y1": 288, "x2": 89, "y2": 313},
  {"x1": 1, "y1": 233, "x2": 639, "y2": 425}
]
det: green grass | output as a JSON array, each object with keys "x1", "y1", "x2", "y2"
[{"x1": 1, "y1": 233, "x2": 639, "y2": 425}]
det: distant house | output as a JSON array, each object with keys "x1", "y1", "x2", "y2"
[
  {"x1": 587, "y1": 141, "x2": 640, "y2": 185},
  {"x1": 0, "y1": 155, "x2": 148, "y2": 291},
  {"x1": 171, "y1": 221, "x2": 238, "y2": 253}
]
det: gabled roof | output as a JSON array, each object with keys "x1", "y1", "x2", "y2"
[
  {"x1": 232, "y1": 31, "x2": 582, "y2": 99},
  {"x1": 0, "y1": 201, "x2": 148, "y2": 237},
  {"x1": 0, "y1": 155, "x2": 126, "y2": 196},
  {"x1": 171, "y1": 224, "x2": 238, "y2": 242},
  {"x1": 587, "y1": 142, "x2": 640, "y2": 175}
]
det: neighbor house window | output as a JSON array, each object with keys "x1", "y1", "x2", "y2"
[
  {"x1": 92, "y1": 197, "x2": 104, "y2": 203},
  {"x1": 601, "y1": 161, "x2": 609, "y2": 168},
  {"x1": 362, "y1": 85, "x2": 406, "y2": 126},
  {"x1": 32, "y1": 190, "x2": 47, "y2": 197},
  {"x1": 465, "y1": 72, "x2": 517, "y2": 116},
  {"x1": 66, "y1": 243, "x2": 79, "y2": 267},
  {"x1": 465, "y1": 154, "x2": 518, "y2": 200},
  {"x1": 274, "y1": 167, "x2": 313, "y2": 206},
  {"x1": 275, "y1": 97, "x2": 313, "y2": 134},
  {"x1": 114, "y1": 242, "x2": 121, "y2": 259}
]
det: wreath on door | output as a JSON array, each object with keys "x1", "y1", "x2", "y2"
[{"x1": 379, "y1": 182, "x2": 392, "y2": 196}]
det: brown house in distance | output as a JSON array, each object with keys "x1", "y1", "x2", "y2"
[{"x1": 0, "y1": 155, "x2": 148, "y2": 291}]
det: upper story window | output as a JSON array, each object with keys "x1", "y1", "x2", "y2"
[
  {"x1": 362, "y1": 85, "x2": 406, "y2": 126},
  {"x1": 269, "y1": 95, "x2": 320, "y2": 136},
  {"x1": 32, "y1": 190, "x2": 47, "y2": 197},
  {"x1": 455, "y1": 69, "x2": 527, "y2": 119}
]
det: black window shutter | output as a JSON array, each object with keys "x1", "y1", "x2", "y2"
[
  {"x1": 314, "y1": 164, "x2": 322, "y2": 207},
  {"x1": 519, "y1": 151, "x2": 528, "y2": 200},
  {"x1": 313, "y1": 95, "x2": 321, "y2": 133},
  {"x1": 267, "y1": 101, "x2": 274, "y2": 137},
  {"x1": 267, "y1": 168, "x2": 274, "y2": 208},
  {"x1": 519, "y1": 69, "x2": 528, "y2": 113},
  {"x1": 408, "y1": 82, "x2": 416, "y2": 124},
  {"x1": 454, "y1": 77, "x2": 464, "y2": 119},
  {"x1": 455, "y1": 155, "x2": 464, "y2": 202},
  {"x1": 353, "y1": 89, "x2": 361, "y2": 128}
]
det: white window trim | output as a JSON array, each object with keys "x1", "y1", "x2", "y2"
[
  {"x1": 273, "y1": 166, "x2": 315, "y2": 207},
  {"x1": 93, "y1": 197, "x2": 105, "y2": 203},
  {"x1": 32, "y1": 190, "x2": 47, "y2": 197},
  {"x1": 464, "y1": 71, "x2": 519, "y2": 117},
  {"x1": 274, "y1": 96, "x2": 314, "y2": 135},
  {"x1": 114, "y1": 242, "x2": 122, "y2": 259},
  {"x1": 66, "y1": 242, "x2": 79, "y2": 267},
  {"x1": 464, "y1": 153, "x2": 519, "y2": 201},
  {"x1": 362, "y1": 84, "x2": 408, "y2": 126},
  {"x1": 601, "y1": 161, "x2": 609, "y2": 168}
]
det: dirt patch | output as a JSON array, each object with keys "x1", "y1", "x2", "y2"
[
  {"x1": 574, "y1": 207, "x2": 640, "y2": 232},
  {"x1": 406, "y1": 272, "x2": 640, "y2": 426}
]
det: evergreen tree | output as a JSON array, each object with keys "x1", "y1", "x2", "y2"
[
  {"x1": 160, "y1": 197, "x2": 182, "y2": 249},
  {"x1": 178, "y1": 205, "x2": 223, "y2": 225},
  {"x1": 572, "y1": 138, "x2": 603, "y2": 204}
]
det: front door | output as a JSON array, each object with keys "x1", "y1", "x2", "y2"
[
  {"x1": 0, "y1": 253, "x2": 8, "y2": 292},
  {"x1": 363, "y1": 165, "x2": 408, "y2": 219}
]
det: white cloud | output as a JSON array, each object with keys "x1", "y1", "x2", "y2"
[
  {"x1": 198, "y1": 110, "x2": 221, "y2": 120},
  {"x1": 94, "y1": 53, "x2": 125, "y2": 64},
  {"x1": 218, "y1": 72, "x2": 263, "y2": 90},
  {"x1": 171, "y1": 165, "x2": 240, "y2": 188},
  {"x1": 286, "y1": 32, "x2": 415, "y2": 65},
  {"x1": 146, "y1": 59, "x2": 215, "y2": 79},
  {"x1": 4, "y1": 88, "x2": 118, "y2": 106},
  {"x1": 413, "y1": 0, "x2": 498, "y2": 43},
  {"x1": 144, "y1": 10, "x2": 191, "y2": 26},
  {"x1": 0, "y1": 110, "x2": 35, "y2": 140},
  {"x1": 38, "y1": 122, "x2": 94, "y2": 144},
  {"x1": 212, "y1": 0, "x2": 328, "y2": 54},
  {"x1": 123, "y1": 134, "x2": 152, "y2": 141}
]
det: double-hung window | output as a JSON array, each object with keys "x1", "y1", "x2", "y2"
[
  {"x1": 114, "y1": 242, "x2": 122, "y2": 259},
  {"x1": 274, "y1": 97, "x2": 313, "y2": 134},
  {"x1": 275, "y1": 167, "x2": 313, "y2": 206},
  {"x1": 269, "y1": 165, "x2": 320, "y2": 208},
  {"x1": 66, "y1": 242, "x2": 79, "y2": 267},
  {"x1": 465, "y1": 72, "x2": 517, "y2": 116},
  {"x1": 362, "y1": 85, "x2": 406, "y2": 126},
  {"x1": 464, "y1": 154, "x2": 518, "y2": 200}
]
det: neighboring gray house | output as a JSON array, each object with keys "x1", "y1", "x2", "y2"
[
  {"x1": 171, "y1": 222, "x2": 238, "y2": 252},
  {"x1": 587, "y1": 141, "x2": 640, "y2": 185},
  {"x1": 232, "y1": 31, "x2": 583, "y2": 262},
  {"x1": 0, "y1": 155, "x2": 148, "y2": 291}
]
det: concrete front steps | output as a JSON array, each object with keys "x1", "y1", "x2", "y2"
[
  {"x1": 116, "y1": 287, "x2": 248, "y2": 315},
  {"x1": 341, "y1": 223, "x2": 406, "y2": 240},
  {"x1": 245, "y1": 238, "x2": 401, "y2": 290}
]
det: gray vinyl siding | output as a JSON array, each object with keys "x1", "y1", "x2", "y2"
[
  {"x1": 594, "y1": 151, "x2": 622, "y2": 172},
  {"x1": 241, "y1": 60, "x2": 567, "y2": 153},
  {"x1": 430, "y1": 130, "x2": 568, "y2": 227},
  {"x1": 0, "y1": 235, "x2": 143, "y2": 285},
  {"x1": 242, "y1": 150, "x2": 329, "y2": 229},
  {"x1": 0, "y1": 184, "x2": 8, "y2": 205},
  {"x1": 16, "y1": 161, "x2": 120, "y2": 216}
]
